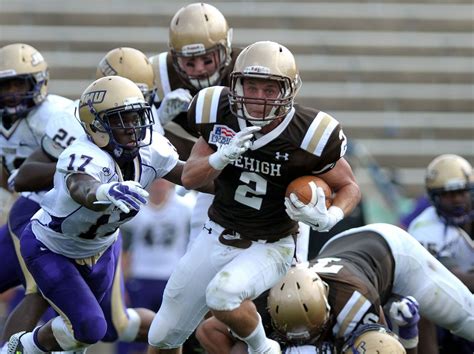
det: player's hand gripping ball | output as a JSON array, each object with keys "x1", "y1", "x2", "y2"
[{"x1": 285, "y1": 176, "x2": 333, "y2": 208}]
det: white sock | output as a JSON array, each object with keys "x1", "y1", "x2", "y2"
[
  {"x1": 240, "y1": 314, "x2": 270, "y2": 353},
  {"x1": 0, "y1": 343, "x2": 8, "y2": 354},
  {"x1": 20, "y1": 332, "x2": 46, "y2": 354}
]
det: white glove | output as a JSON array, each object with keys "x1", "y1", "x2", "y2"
[
  {"x1": 389, "y1": 296, "x2": 420, "y2": 349},
  {"x1": 157, "y1": 88, "x2": 192, "y2": 126},
  {"x1": 284, "y1": 187, "x2": 343, "y2": 232},
  {"x1": 7, "y1": 169, "x2": 19, "y2": 192},
  {"x1": 95, "y1": 181, "x2": 149, "y2": 213},
  {"x1": 208, "y1": 126, "x2": 261, "y2": 170}
]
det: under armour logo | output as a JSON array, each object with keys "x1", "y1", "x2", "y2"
[{"x1": 275, "y1": 152, "x2": 289, "y2": 161}]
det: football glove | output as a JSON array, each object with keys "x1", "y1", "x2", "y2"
[
  {"x1": 208, "y1": 126, "x2": 261, "y2": 170},
  {"x1": 157, "y1": 88, "x2": 192, "y2": 126},
  {"x1": 284, "y1": 188, "x2": 343, "y2": 232},
  {"x1": 389, "y1": 296, "x2": 420, "y2": 349},
  {"x1": 95, "y1": 181, "x2": 149, "y2": 213},
  {"x1": 7, "y1": 169, "x2": 19, "y2": 192}
]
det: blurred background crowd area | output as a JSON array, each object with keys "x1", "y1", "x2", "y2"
[{"x1": 0, "y1": 0, "x2": 472, "y2": 352}]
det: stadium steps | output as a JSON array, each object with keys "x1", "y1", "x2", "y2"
[{"x1": 0, "y1": 0, "x2": 472, "y2": 198}]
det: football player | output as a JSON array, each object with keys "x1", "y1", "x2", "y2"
[
  {"x1": 408, "y1": 154, "x2": 473, "y2": 353},
  {"x1": 0, "y1": 43, "x2": 79, "y2": 342},
  {"x1": 196, "y1": 322, "x2": 407, "y2": 354},
  {"x1": 149, "y1": 3, "x2": 242, "y2": 258},
  {"x1": 5, "y1": 76, "x2": 194, "y2": 353},
  {"x1": 267, "y1": 223, "x2": 473, "y2": 353},
  {"x1": 147, "y1": 41, "x2": 360, "y2": 354},
  {"x1": 150, "y1": 2, "x2": 239, "y2": 159},
  {"x1": 1, "y1": 47, "x2": 166, "y2": 350}
]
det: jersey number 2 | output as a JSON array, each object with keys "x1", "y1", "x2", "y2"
[{"x1": 234, "y1": 172, "x2": 267, "y2": 210}]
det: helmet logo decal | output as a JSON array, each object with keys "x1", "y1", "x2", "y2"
[
  {"x1": 81, "y1": 90, "x2": 106, "y2": 108},
  {"x1": 181, "y1": 43, "x2": 206, "y2": 56},
  {"x1": 30, "y1": 51, "x2": 45, "y2": 66},
  {"x1": 0, "y1": 69, "x2": 17, "y2": 78},
  {"x1": 98, "y1": 58, "x2": 117, "y2": 76},
  {"x1": 244, "y1": 66, "x2": 270, "y2": 74}
]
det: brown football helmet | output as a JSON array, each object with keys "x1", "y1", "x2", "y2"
[
  {"x1": 229, "y1": 41, "x2": 301, "y2": 126},
  {"x1": 268, "y1": 265, "x2": 331, "y2": 342},
  {"x1": 425, "y1": 154, "x2": 473, "y2": 225},
  {"x1": 169, "y1": 2, "x2": 232, "y2": 89},
  {"x1": 96, "y1": 47, "x2": 155, "y2": 104},
  {"x1": 0, "y1": 43, "x2": 49, "y2": 119}
]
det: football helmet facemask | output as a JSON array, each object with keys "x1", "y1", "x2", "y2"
[
  {"x1": 78, "y1": 76, "x2": 154, "y2": 162},
  {"x1": 341, "y1": 324, "x2": 406, "y2": 354},
  {"x1": 169, "y1": 2, "x2": 232, "y2": 90},
  {"x1": 425, "y1": 154, "x2": 474, "y2": 225},
  {"x1": 229, "y1": 41, "x2": 301, "y2": 127},
  {"x1": 96, "y1": 47, "x2": 156, "y2": 104},
  {"x1": 268, "y1": 265, "x2": 331, "y2": 343},
  {"x1": 0, "y1": 43, "x2": 49, "y2": 120}
]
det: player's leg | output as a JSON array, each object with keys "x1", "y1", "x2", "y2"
[
  {"x1": 380, "y1": 224, "x2": 474, "y2": 341},
  {"x1": 147, "y1": 221, "x2": 223, "y2": 351},
  {"x1": 10, "y1": 223, "x2": 116, "y2": 352},
  {"x1": 196, "y1": 316, "x2": 237, "y2": 354},
  {"x1": 206, "y1": 233, "x2": 295, "y2": 353},
  {"x1": 100, "y1": 237, "x2": 156, "y2": 353},
  {"x1": 1, "y1": 197, "x2": 49, "y2": 342}
]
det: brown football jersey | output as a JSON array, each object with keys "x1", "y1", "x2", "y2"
[
  {"x1": 187, "y1": 86, "x2": 347, "y2": 240},
  {"x1": 149, "y1": 48, "x2": 242, "y2": 136},
  {"x1": 313, "y1": 231, "x2": 395, "y2": 348}
]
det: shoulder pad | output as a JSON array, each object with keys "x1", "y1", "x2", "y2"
[
  {"x1": 300, "y1": 111, "x2": 339, "y2": 157},
  {"x1": 193, "y1": 86, "x2": 226, "y2": 124},
  {"x1": 149, "y1": 52, "x2": 170, "y2": 101}
]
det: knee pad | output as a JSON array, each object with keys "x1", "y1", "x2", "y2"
[
  {"x1": 148, "y1": 309, "x2": 189, "y2": 349},
  {"x1": 118, "y1": 309, "x2": 141, "y2": 342},
  {"x1": 205, "y1": 274, "x2": 241, "y2": 311},
  {"x1": 51, "y1": 317, "x2": 90, "y2": 351}
]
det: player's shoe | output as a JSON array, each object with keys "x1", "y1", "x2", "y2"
[{"x1": 6, "y1": 331, "x2": 26, "y2": 354}]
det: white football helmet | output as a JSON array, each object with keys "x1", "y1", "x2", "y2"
[
  {"x1": 169, "y1": 2, "x2": 232, "y2": 89},
  {"x1": 78, "y1": 76, "x2": 154, "y2": 161},
  {"x1": 268, "y1": 266, "x2": 331, "y2": 343},
  {"x1": 229, "y1": 41, "x2": 301, "y2": 126},
  {"x1": 425, "y1": 154, "x2": 473, "y2": 225},
  {"x1": 341, "y1": 324, "x2": 406, "y2": 354},
  {"x1": 0, "y1": 43, "x2": 49, "y2": 120},
  {"x1": 96, "y1": 47, "x2": 156, "y2": 104}
]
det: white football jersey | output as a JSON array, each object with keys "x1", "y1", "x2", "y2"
[
  {"x1": 122, "y1": 190, "x2": 192, "y2": 279},
  {"x1": 408, "y1": 206, "x2": 474, "y2": 272},
  {"x1": 31, "y1": 132, "x2": 179, "y2": 258},
  {"x1": 24, "y1": 99, "x2": 84, "y2": 203},
  {"x1": 0, "y1": 94, "x2": 72, "y2": 173}
]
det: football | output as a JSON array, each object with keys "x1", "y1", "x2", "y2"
[{"x1": 285, "y1": 175, "x2": 333, "y2": 208}]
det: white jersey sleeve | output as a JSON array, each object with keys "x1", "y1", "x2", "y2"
[{"x1": 139, "y1": 132, "x2": 179, "y2": 185}]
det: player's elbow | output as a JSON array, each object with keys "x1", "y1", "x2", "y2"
[{"x1": 181, "y1": 173, "x2": 201, "y2": 190}]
